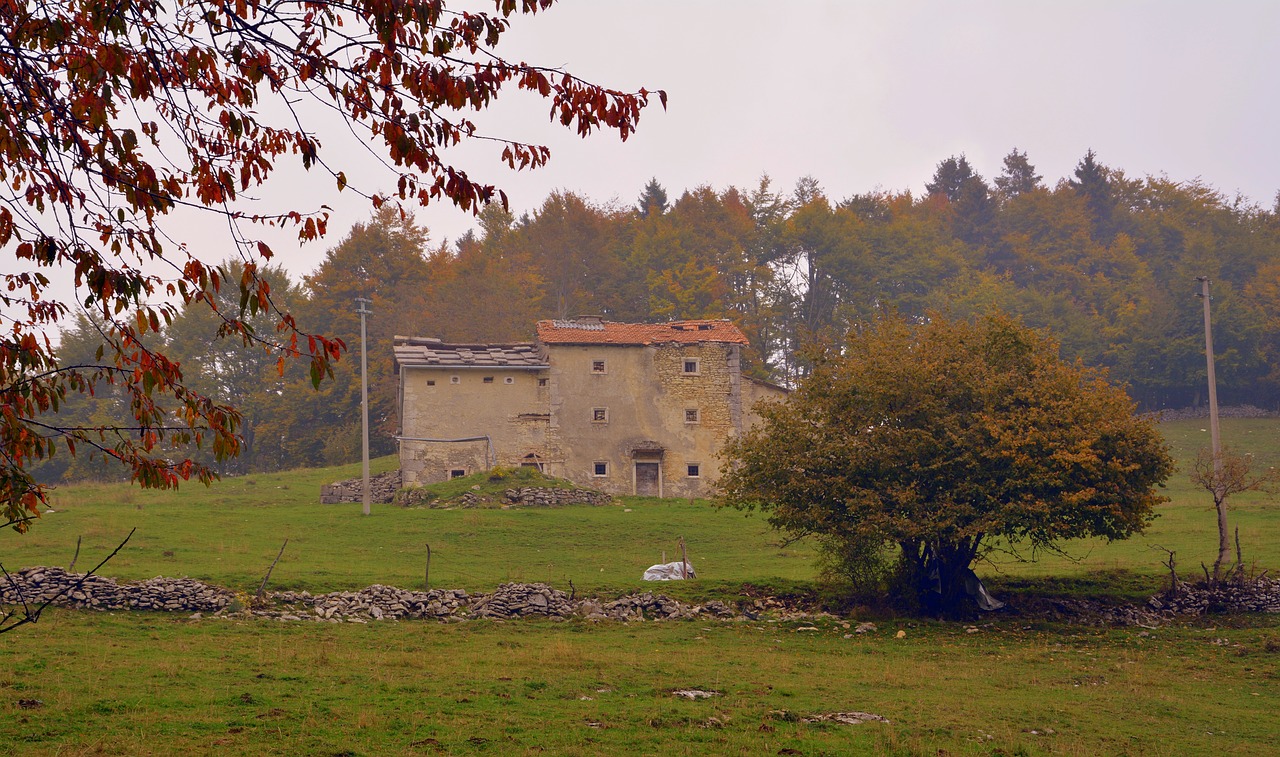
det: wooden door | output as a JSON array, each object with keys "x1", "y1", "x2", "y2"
[{"x1": 635, "y1": 462, "x2": 660, "y2": 496}]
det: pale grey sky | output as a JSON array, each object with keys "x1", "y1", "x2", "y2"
[{"x1": 90, "y1": 2, "x2": 1280, "y2": 284}]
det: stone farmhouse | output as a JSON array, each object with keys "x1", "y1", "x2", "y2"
[{"x1": 393, "y1": 316, "x2": 786, "y2": 497}]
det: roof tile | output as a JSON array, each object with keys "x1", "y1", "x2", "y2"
[{"x1": 536, "y1": 319, "x2": 748, "y2": 345}]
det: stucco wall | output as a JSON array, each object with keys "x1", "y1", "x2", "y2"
[
  {"x1": 743, "y1": 377, "x2": 789, "y2": 428},
  {"x1": 399, "y1": 367, "x2": 549, "y2": 485}
]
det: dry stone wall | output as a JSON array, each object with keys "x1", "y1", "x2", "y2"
[
  {"x1": 8, "y1": 567, "x2": 1279, "y2": 625},
  {"x1": 398, "y1": 485, "x2": 612, "y2": 508},
  {"x1": 0, "y1": 567, "x2": 234, "y2": 612},
  {"x1": 320, "y1": 470, "x2": 403, "y2": 504}
]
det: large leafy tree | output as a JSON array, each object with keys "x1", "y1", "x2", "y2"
[
  {"x1": 718, "y1": 313, "x2": 1174, "y2": 614},
  {"x1": 1, "y1": 0, "x2": 661, "y2": 530}
]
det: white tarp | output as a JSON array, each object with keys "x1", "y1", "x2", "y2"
[{"x1": 643, "y1": 561, "x2": 696, "y2": 580}]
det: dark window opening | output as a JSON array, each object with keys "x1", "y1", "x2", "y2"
[
  {"x1": 593, "y1": 462, "x2": 608, "y2": 476},
  {"x1": 591, "y1": 360, "x2": 606, "y2": 373},
  {"x1": 687, "y1": 464, "x2": 700, "y2": 478},
  {"x1": 483, "y1": 376, "x2": 494, "y2": 383},
  {"x1": 593, "y1": 407, "x2": 608, "y2": 422},
  {"x1": 685, "y1": 408, "x2": 699, "y2": 423},
  {"x1": 449, "y1": 469, "x2": 466, "y2": 479},
  {"x1": 426, "y1": 380, "x2": 436, "y2": 386}
]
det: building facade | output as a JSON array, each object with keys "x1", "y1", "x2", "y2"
[{"x1": 394, "y1": 317, "x2": 786, "y2": 497}]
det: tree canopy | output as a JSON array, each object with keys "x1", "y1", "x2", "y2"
[
  {"x1": 716, "y1": 312, "x2": 1175, "y2": 613},
  {"x1": 1, "y1": 0, "x2": 661, "y2": 531}
]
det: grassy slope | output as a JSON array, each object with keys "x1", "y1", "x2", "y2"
[
  {"x1": 3, "y1": 418, "x2": 1278, "y2": 756},
  {"x1": 4, "y1": 418, "x2": 1278, "y2": 598},
  {"x1": 3, "y1": 611, "x2": 1278, "y2": 756}
]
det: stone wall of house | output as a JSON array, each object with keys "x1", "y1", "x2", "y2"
[{"x1": 399, "y1": 366, "x2": 549, "y2": 486}]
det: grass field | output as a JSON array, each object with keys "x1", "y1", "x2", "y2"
[
  {"x1": 4, "y1": 610, "x2": 1278, "y2": 755},
  {"x1": 2, "y1": 417, "x2": 1278, "y2": 755},
  {"x1": 5, "y1": 418, "x2": 1279, "y2": 598}
]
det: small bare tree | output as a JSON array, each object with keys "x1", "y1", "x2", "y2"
[{"x1": 1190, "y1": 447, "x2": 1280, "y2": 581}]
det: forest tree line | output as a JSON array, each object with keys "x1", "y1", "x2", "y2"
[{"x1": 41, "y1": 149, "x2": 1280, "y2": 482}]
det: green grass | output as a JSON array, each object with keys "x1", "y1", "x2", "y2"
[
  {"x1": 12, "y1": 453, "x2": 818, "y2": 596},
  {"x1": 3, "y1": 418, "x2": 1279, "y2": 755},
  {"x1": 8, "y1": 418, "x2": 1278, "y2": 599},
  {"x1": 2, "y1": 611, "x2": 1277, "y2": 756}
]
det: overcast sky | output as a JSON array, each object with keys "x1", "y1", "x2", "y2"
[
  {"x1": 45, "y1": 1, "x2": 1280, "y2": 292},
  {"x1": 274, "y1": 0, "x2": 1276, "y2": 272}
]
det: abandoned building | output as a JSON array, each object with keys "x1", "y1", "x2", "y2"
[{"x1": 393, "y1": 316, "x2": 786, "y2": 497}]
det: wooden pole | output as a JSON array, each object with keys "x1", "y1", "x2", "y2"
[
  {"x1": 679, "y1": 536, "x2": 689, "y2": 579},
  {"x1": 357, "y1": 296, "x2": 372, "y2": 517},
  {"x1": 1198, "y1": 277, "x2": 1229, "y2": 577},
  {"x1": 257, "y1": 539, "x2": 288, "y2": 601}
]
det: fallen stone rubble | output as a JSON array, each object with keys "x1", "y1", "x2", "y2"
[
  {"x1": 7, "y1": 566, "x2": 1279, "y2": 625},
  {"x1": 398, "y1": 485, "x2": 613, "y2": 508},
  {"x1": 1, "y1": 570, "x2": 738, "y2": 624},
  {"x1": 0, "y1": 566, "x2": 234, "y2": 613},
  {"x1": 1148, "y1": 576, "x2": 1280, "y2": 615},
  {"x1": 271, "y1": 585, "x2": 471, "y2": 622},
  {"x1": 320, "y1": 470, "x2": 403, "y2": 504}
]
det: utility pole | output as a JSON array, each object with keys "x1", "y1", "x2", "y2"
[
  {"x1": 356, "y1": 296, "x2": 373, "y2": 516},
  {"x1": 1196, "y1": 277, "x2": 1223, "y2": 474}
]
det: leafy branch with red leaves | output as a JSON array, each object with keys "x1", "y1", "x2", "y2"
[{"x1": 0, "y1": 0, "x2": 663, "y2": 531}]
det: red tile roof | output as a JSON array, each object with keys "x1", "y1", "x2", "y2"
[{"x1": 536, "y1": 318, "x2": 749, "y2": 346}]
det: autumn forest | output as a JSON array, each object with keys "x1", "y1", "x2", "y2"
[{"x1": 43, "y1": 149, "x2": 1280, "y2": 481}]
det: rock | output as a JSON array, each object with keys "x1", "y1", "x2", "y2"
[
  {"x1": 803, "y1": 711, "x2": 890, "y2": 725},
  {"x1": 855, "y1": 622, "x2": 877, "y2": 634}
]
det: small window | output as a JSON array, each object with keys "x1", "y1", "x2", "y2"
[
  {"x1": 684, "y1": 408, "x2": 700, "y2": 424},
  {"x1": 593, "y1": 461, "x2": 608, "y2": 477},
  {"x1": 483, "y1": 376, "x2": 494, "y2": 384},
  {"x1": 591, "y1": 359, "x2": 607, "y2": 374},
  {"x1": 504, "y1": 377, "x2": 514, "y2": 385},
  {"x1": 592, "y1": 407, "x2": 609, "y2": 423},
  {"x1": 538, "y1": 378, "x2": 549, "y2": 387},
  {"x1": 683, "y1": 358, "x2": 700, "y2": 374},
  {"x1": 449, "y1": 469, "x2": 466, "y2": 479},
  {"x1": 426, "y1": 379, "x2": 436, "y2": 386},
  {"x1": 450, "y1": 376, "x2": 460, "y2": 384},
  {"x1": 687, "y1": 464, "x2": 701, "y2": 478}
]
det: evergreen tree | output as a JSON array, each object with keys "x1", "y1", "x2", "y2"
[
  {"x1": 926, "y1": 155, "x2": 978, "y2": 202},
  {"x1": 1068, "y1": 149, "x2": 1117, "y2": 241},
  {"x1": 637, "y1": 178, "x2": 669, "y2": 217},
  {"x1": 993, "y1": 148, "x2": 1043, "y2": 200}
]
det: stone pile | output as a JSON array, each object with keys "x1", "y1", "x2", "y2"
[
  {"x1": 470, "y1": 582, "x2": 575, "y2": 619},
  {"x1": 1148, "y1": 576, "x2": 1280, "y2": 615},
  {"x1": 1146, "y1": 404, "x2": 1276, "y2": 422},
  {"x1": 580, "y1": 592, "x2": 736, "y2": 622},
  {"x1": 503, "y1": 487, "x2": 613, "y2": 507},
  {"x1": 269, "y1": 585, "x2": 470, "y2": 622},
  {"x1": 401, "y1": 485, "x2": 612, "y2": 509},
  {"x1": 0, "y1": 566, "x2": 233, "y2": 613},
  {"x1": 319, "y1": 470, "x2": 403, "y2": 504}
]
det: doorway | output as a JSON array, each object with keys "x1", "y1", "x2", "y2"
[{"x1": 634, "y1": 462, "x2": 661, "y2": 497}]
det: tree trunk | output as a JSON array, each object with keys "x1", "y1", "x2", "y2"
[
  {"x1": 1213, "y1": 492, "x2": 1231, "y2": 581},
  {"x1": 905, "y1": 538, "x2": 982, "y2": 618}
]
